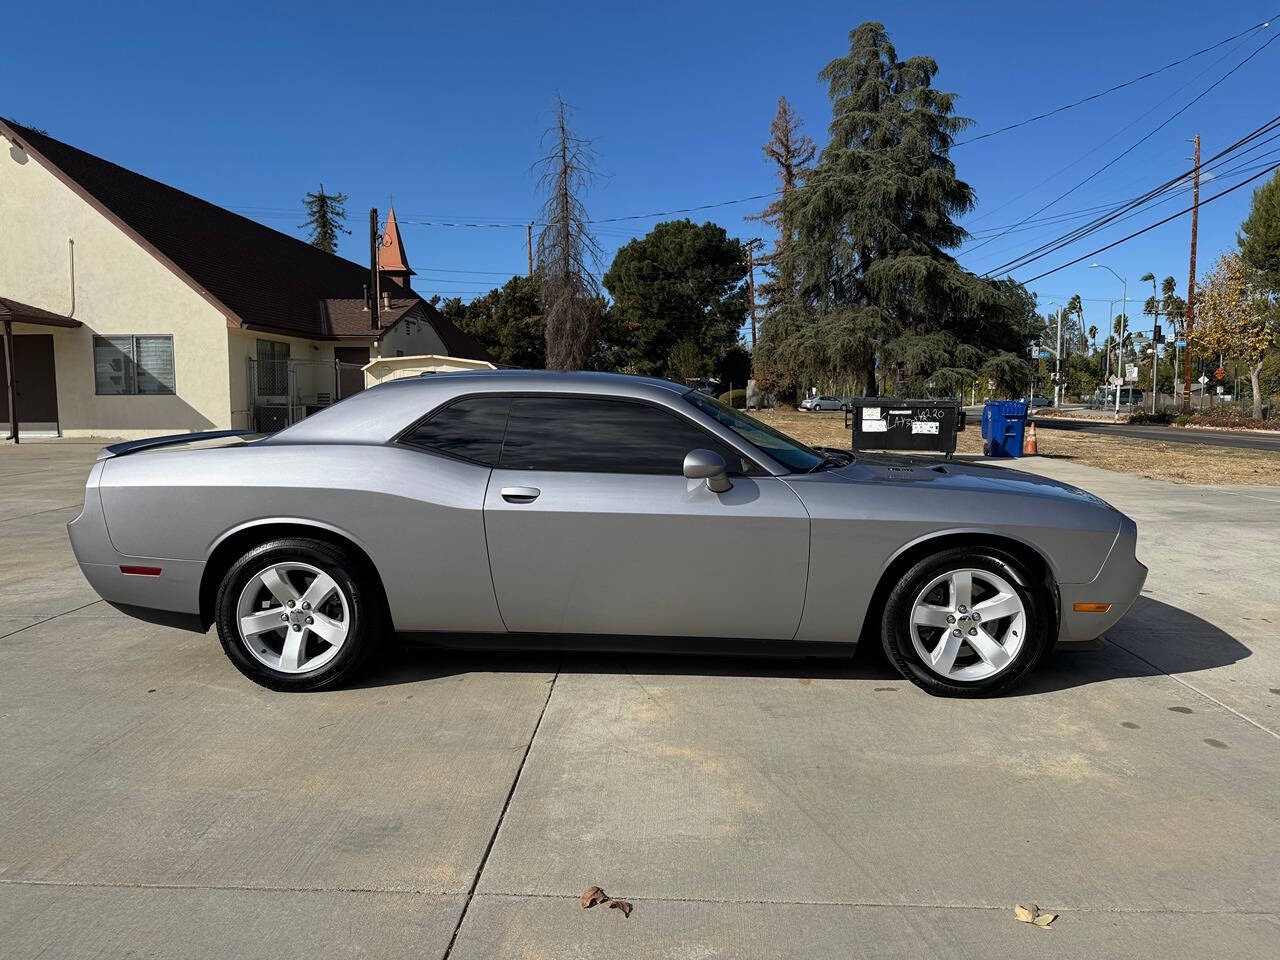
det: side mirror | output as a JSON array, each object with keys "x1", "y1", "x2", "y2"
[{"x1": 683, "y1": 448, "x2": 732, "y2": 493}]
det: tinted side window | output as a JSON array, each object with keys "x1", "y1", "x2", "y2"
[
  {"x1": 499, "y1": 396, "x2": 743, "y2": 474},
  {"x1": 402, "y1": 395, "x2": 511, "y2": 465}
]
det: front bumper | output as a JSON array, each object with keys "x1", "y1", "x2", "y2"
[{"x1": 1057, "y1": 515, "x2": 1147, "y2": 642}]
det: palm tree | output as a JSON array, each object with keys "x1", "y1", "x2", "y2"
[
  {"x1": 1067, "y1": 294, "x2": 1087, "y2": 352},
  {"x1": 1088, "y1": 325, "x2": 1098, "y2": 355}
]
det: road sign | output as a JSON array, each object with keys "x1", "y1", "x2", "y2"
[
  {"x1": 1198, "y1": 374, "x2": 1209, "y2": 385},
  {"x1": 1214, "y1": 366, "x2": 1226, "y2": 380},
  {"x1": 1175, "y1": 340, "x2": 1187, "y2": 348},
  {"x1": 1038, "y1": 349, "x2": 1052, "y2": 359},
  {"x1": 1126, "y1": 364, "x2": 1138, "y2": 380},
  {"x1": 987, "y1": 378, "x2": 995, "y2": 390},
  {"x1": 1110, "y1": 375, "x2": 1123, "y2": 386}
]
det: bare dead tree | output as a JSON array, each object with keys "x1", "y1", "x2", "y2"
[
  {"x1": 535, "y1": 95, "x2": 604, "y2": 369},
  {"x1": 748, "y1": 96, "x2": 816, "y2": 277}
]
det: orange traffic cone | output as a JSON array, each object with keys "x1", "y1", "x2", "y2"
[{"x1": 1023, "y1": 420, "x2": 1039, "y2": 456}]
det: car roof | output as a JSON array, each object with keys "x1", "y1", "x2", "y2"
[{"x1": 268, "y1": 370, "x2": 693, "y2": 446}]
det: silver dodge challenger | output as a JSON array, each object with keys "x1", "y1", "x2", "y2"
[{"x1": 68, "y1": 371, "x2": 1146, "y2": 697}]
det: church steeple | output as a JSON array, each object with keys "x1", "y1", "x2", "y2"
[{"x1": 378, "y1": 205, "x2": 415, "y2": 292}]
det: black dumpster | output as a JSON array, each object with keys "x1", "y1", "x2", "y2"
[{"x1": 843, "y1": 398, "x2": 965, "y2": 458}]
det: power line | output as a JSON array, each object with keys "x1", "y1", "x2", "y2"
[
  {"x1": 1015, "y1": 161, "x2": 1280, "y2": 284},
  {"x1": 981, "y1": 114, "x2": 1280, "y2": 277},
  {"x1": 962, "y1": 28, "x2": 1270, "y2": 233},
  {"x1": 954, "y1": 14, "x2": 1275, "y2": 147},
  {"x1": 965, "y1": 31, "x2": 1280, "y2": 261}
]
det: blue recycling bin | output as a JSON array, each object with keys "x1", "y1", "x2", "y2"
[{"x1": 981, "y1": 400, "x2": 1028, "y2": 458}]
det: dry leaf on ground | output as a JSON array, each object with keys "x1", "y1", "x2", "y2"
[
  {"x1": 1014, "y1": 904, "x2": 1057, "y2": 927},
  {"x1": 581, "y1": 885, "x2": 632, "y2": 917}
]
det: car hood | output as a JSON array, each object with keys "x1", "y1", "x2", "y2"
[{"x1": 815, "y1": 454, "x2": 1112, "y2": 507}]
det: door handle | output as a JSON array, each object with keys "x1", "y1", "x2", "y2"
[{"x1": 500, "y1": 486, "x2": 541, "y2": 503}]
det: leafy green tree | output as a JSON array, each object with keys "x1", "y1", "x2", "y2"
[
  {"x1": 301, "y1": 184, "x2": 350, "y2": 254},
  {"x1": 1238, "y1": 169, "x2": 1280, "y2": 291},
  {"x1": 602, "y1": 219, "x2": 747, "y2": 377},
  {"x1": 764, "y1": 22, "x2": 1027, "y2": 398},
  {"x1": 450, "y1": 275, "x2": 544, "y2": 369}
]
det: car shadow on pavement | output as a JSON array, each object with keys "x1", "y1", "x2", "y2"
[
  {"x1": 348, "y1": 596, "x2": 1248, "y2": 695},
  {"x1": 1016, "y1": 596, "x2": 1250, "y2": 697}
]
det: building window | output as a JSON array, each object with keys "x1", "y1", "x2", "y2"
[{"x1": 93, "y1": 335, "x2": 175, "y2": 395}]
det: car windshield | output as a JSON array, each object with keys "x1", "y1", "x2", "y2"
[{"x1": 683, "y1": 391, "x2": 824, "y2": 472}]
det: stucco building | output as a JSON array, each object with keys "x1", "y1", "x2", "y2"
[{"x1": 1, "y1": 118, "x2": 492, "y2": 439}]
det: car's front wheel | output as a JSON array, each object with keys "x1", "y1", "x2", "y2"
[
  {"x1": 881, "y1": 546, "x2": 1050, "y2": 697},
  {"x1": 214, "y1": 537, "x2": 382, "y2": 691}
]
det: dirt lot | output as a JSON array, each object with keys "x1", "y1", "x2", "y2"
[{"x1": 751, "y1": 408, "x2": 1280, "y2": 485}]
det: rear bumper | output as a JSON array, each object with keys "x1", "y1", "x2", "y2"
[
  {"x1": 1057, "y1": 515, "x2": 1147, "y2": 642},
  {"x1": 67, "y1": 463, "x2": 205, "y2": 628}
]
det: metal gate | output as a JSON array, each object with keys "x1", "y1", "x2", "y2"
[{"x1": 247, "y1": 357, "x2": 366, "y2": 432}]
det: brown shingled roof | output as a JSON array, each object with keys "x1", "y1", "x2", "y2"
[
  {"x1": 0, "y1": 119, "x2": 492, "y2": 362},
  {"x1": 0, "y1": 296, "x2": 82, "y2": 327}
]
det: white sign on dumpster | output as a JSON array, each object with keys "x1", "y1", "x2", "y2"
[{"x1": 912, "y1": 421, "x2": 940, "y2": 435}]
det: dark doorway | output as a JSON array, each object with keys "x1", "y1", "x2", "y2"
[
  {"x1": 1, "y1": 334, "x2": 59, "y2": 430},
  {"x1": 335, "y1": 346, "x2": 370, "y2": 399}
]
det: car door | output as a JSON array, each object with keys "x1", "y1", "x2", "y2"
[{"x1": 483, "y1": 394, "x2": 810, "y2": 639}]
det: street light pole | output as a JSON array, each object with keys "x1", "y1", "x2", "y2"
[
  {"x1": 1091, "y1": 263, "x2": 1127, "y2": 421},
  {"x1": 1057, "y1": 307, "x2": 1066, "y2": 408}
]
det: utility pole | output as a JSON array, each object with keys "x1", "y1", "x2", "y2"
[
  {"x1": 742, "y1": 238, "x2": 763, "y2": 354},
  {"x1": 1054, "y1": 306, "x2": 1064, "y2": 408},
  {"x1": 526, "y1": 222, "x2": 534, "y2": 278},
  {"x1": 1183, "y1": 133, "x2": 1200, "y2": 411},
  {"x1": 369, "y1": 208, "x2": 380, "y2": 329}
]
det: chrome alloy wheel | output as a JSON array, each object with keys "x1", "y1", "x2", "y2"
[
  {"x1": 235, "y1": 562, "x2": 350, "y2": 674},
  {"x1": 908, "y1": 567, "x2": 1027, "y2": 682}
]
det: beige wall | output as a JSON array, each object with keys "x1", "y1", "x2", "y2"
[
  {"x1": 373, "y1": 307, "x2": 448, "y2": 358},
  {"x1": 1, "y1": 131, "x2": 232, "y2": 438}
]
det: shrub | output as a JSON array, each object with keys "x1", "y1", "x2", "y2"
[
  {"x1": 1127, "y1": 410, "x2": 1174, "y2": 425},
  {"x1": 1175, "y1": 414, "x2": 1192, "y2": 427},
  {"x1": 718, "y1": 389, "x2": 747, "y2": 408}
]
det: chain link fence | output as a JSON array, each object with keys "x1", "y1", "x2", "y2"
[{"x1": 247, "y1": 358, "x2": 366, "y2": 432}]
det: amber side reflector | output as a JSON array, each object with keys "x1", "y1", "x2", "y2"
[
  {"x1": 120, "y1": 565, "x2": 162, "y2": 576},
  {"x1": 1073, "y1": 602, "x2": 1112, "y2": 613}
]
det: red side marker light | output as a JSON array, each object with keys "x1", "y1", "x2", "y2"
[{"x1": 120, "y1": 565, "x2": 163, "y2": 576}]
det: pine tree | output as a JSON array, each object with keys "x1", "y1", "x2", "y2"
[
  {"x1": 771, "y1": 22, "x2": 1027, "y2": 397},
  {"x1": 750, "y1": 98, "x2": 816, "y2": 395},
  {"x1": 300, "y1": 184, "x2": 350, "y2": 254}
]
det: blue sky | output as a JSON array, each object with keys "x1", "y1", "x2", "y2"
[{"x1": 5, "y1": 0, "x2": 1277, "y2": 344}]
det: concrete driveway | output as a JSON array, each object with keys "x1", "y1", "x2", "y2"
[{"x1": 1, "y1": 441, "x2": 1277, "y2": 959}]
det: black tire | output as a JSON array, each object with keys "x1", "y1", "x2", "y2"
[
  {"x1": 881, "y1": 546, "x2": 1050, "y2": 697},
  {"x1": 214, "y1": 537, "x2": 383, "y2": 691}
]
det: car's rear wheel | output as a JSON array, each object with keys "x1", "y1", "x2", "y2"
[
  {"x1": 881, "y1": 546, "x2": 1049, "y2": 697},
  {"x1": 214, "y1": 537, "x2": 381, "y2": 691}
]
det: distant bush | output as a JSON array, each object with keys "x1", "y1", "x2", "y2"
[
  {"x1": 1174, "y1": 414, "x2": 1192, "y2": 427},
  {"x1": 1184, "y1": 411, "x2": 1273, "y2": 430},
  {"x1": 1127, "y1": 410, "x2": 1174, "y2": 425},
  {"x1": 718, "y1": 389, "x2": 747, "y2": 408}
]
